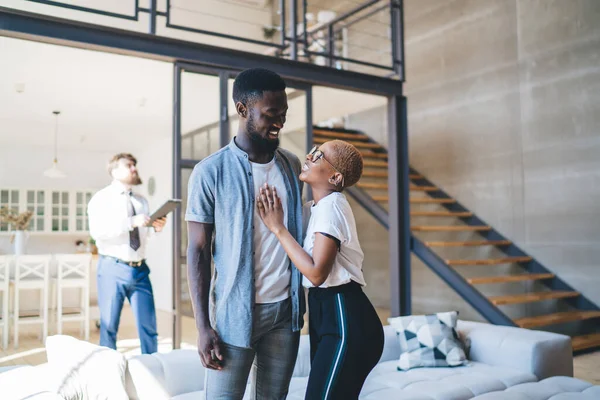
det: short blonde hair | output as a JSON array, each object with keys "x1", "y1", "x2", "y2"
[
  {"x1": 107, "y1": 153, "x2": 137, "y2": 176},
  {"x1": 327, "y1": 140, "x2": 363, "y2": 188}
]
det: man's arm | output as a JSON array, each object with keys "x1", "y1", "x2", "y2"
[
  {"x1": 88, "y1": 194, "x2": 147, "y2": 241},
  {"x1": 187, "y1": 221, "x2": 222, "y2": 370}
]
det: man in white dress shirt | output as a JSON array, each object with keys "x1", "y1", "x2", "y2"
[{"x1": 88, "y1": 153, "x2": 166, "y2": 354}]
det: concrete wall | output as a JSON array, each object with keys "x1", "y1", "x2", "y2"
[
  {"x1": 330, "y1": 0, "x2": 600, "y2": 321},
  {"x1": 403, "y1": 0, "x2": 600, "y2": 317}
]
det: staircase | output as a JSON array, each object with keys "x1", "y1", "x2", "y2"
[{"x1": 313, "y1": 127, "x2": 600, "y2": 353}]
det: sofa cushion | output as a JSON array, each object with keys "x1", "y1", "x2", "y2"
[
  {"x1": 389, "y1": 311, "x2": 467, "y2": 370},
  {"x1": 471, "y1": 377, "x2": 600, "y2": 400},
  {"x1": 46, "y1": 335, "x2": 128, "y2": 400},
  {"x1": 360, "y1": 360, "x2": 537, "y2": 400},
  {"x1": 0, "y1": 364, "x2": 63, "y2": 400},
  {"x1": 172, "y1": 391, "x2": 205, "y2": 400}
]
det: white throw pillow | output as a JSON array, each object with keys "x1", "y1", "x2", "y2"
[
  {"x1": 388, "y1": 311, "x2": 467, "y2": 370},
  {"x1": 45, "y1": 335, "x2": 129, "y2": 400}
]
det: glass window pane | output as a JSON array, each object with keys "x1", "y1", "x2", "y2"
[
  {"x1": 38, "y1": 218, "x2": 44, "y2": 231},
  {"x1": 181, "y1": 71, "x2": 220, "y2": 161},
  {"x1": 76, "y1": 206, "x2": 83, "y2": 216},
  {"x1": 76, "y1": 220, "x2": 83, "y2": 230},
  {"x1": 62, "y1": 192, "x2": 69, "y2": 203},
  {"x1": 86, "y1": 193, "x2": 92, "y2": 203},
  {"x1": 1, "y1": 190, "x2": 7, "y2": 203},
  {"x1": 62, "y1": 207, "x2": 68, "y2": 215},
  {"x1": 52, "y1": 206, "x2": 59, "y2": 216},
  {"x1": 77, "y1": 193, "x2": 83, "y2": 203},
  {"x1": 61, "y1": 219, "x2": 69, "y2": 231},
  {"x1": 11, "y1": 190, "x2": 18, "y2": 202},
  {"x1": 29, "y1": 219, "x2": 35, "y2": 230},
  {"x1": 52, "y1": 192, "x2": 59, "y2": 204},
  {"x1": 37, "y1": 206, "x2": 44, "y2": 216},
  {"x1": 27, "y1": 205, "x2": 34, "y2": 212},
  {"x1": 38, "y1": 191, "x2": 44, "y2": 203},
  {"x1": 52, "y1": 219, "x2": 59, "y2": 231},
  {"x1": 27, "y1": 191, "x2": 35, "y2": 203},
  {"x1": 85, "y1": 219, "x2": 89, "y2": 231}
]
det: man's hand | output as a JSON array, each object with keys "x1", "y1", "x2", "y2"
[
  {"x1": 197, "y1": 327, "x2": 223, "y2": 370},
  {"x1": 131, "y1": 214, "x2": 150, "y2": 228},
  {"x1": 152, "y1": 217, "x2": 167, "y2": 232}
]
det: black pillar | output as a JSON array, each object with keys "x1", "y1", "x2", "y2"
[{"x1": 388, "y1": 95, "x2": 411, "y2": 316}]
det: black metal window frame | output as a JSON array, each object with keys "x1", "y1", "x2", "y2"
[
  {"x1": 0, "y1": 6, "x2": 410, "y2": 348},
  {"x1": 173, "y1": 63, "x2": 314, "y2": 347}
]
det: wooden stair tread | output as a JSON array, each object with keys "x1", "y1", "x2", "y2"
[
  {"x1": 314, "y1": 137, "x2": 381, "y2": 149},
  {"x1": 411, "y1": 211, "x2": 473, "y2": 217},
  {"x1": 364, "y1": 160, "x2": 388, "y2": 168},
  {"x1": 489, "y1": 291, "x2": 579, "y2": 306},
  {"x1": 410, "y1": 174, "x2": 423, "y2": 179},
  {"x1": 515, "y1": 311, "x2": 600, "y2": 329},
  {"x1": 411, "y1": 225, "x2": 492, "y2": 232},
  {"x1": 357, "y1": 182, "x2": 388, "y2": 190},
  {"x1": 356, "y1": 183, "x2": 437, "y2": 191},
  {"x1": 410, "y1": 186, "x2": 438, "y2": 192},
  {"x1": 373, "y1": 195, "x2": 388, "y2": 202},
  {"x1": 410, "y1": 198, "x2": 456, "y2": 204},
  {"x1": 360, "y1": 151, "x2": 388, "y2": 160},
  {"x1": 313, "y1": 129, "x2": 370, "y2": 141},
  {"x1": 425, "y1": 240, "x2": 512, "y2": 247},
  {"x1": 362, "y1": 171, "x2": 388, "y2": 178},
  {"x1": 572, "y1": 333, "x2": 600, "y2": 352},
  {"x1": 447, "y1": 256, "x2": 532, "y2": 266},
  {"x1": 468, "y1": 273, "x2": 554, "y2": 285}
]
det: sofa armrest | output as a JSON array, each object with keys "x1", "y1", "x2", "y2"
[
  {"x1": 126, "y1": 350, "x2": 205, "y2": 400},
  {"x1": 126, "y1": 355, "x2": 171, "y2": 400},
  {"x1": 457, "y1": 320, "x2": 573, "y2": 379}
]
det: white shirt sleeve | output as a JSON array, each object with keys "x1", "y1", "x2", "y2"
[
  {"x1": 87, "y1": 192, "x2": 132, "y2": 241},
  {"x1": 311, "y1": 201, "x2": 347, "y2": 244}
]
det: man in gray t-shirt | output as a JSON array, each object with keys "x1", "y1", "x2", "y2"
[{"x1": 185, "y1": 68, "x2": 305, "y2": 399}]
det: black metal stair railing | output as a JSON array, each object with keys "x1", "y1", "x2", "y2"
[{"x1": 344, "y1": 185, "x2": 516, "y2": 326}]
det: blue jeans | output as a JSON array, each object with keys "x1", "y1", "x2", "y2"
[
  {"x1": 204, "y1": 297, "x2": 300, "y2": 399},
  {"x1": 97, "y1": 256, "x2": 158, "y2": 354}
]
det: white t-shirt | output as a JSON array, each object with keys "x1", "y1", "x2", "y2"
[
  {"x1": 251, "y1": 157, "x2": 291, "y2": 303},
  {"x1": 302, "y1": 192, "x2": 366, "y2": 288}
]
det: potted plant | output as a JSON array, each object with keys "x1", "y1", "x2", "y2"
[
  {"x1": 88, "y1": 237, "x2": 98, "y2": 255},
  {"x1": 0, "y1": 207, "x2": 34, "y2": 255}
]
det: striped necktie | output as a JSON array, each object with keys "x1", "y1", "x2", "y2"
[{"x1": 127, "y1": 191, "x2": 141, "y2": 251}]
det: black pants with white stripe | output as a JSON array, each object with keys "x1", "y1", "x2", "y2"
[{"x1": 306, "y1": 281, "x2": 384, "y2": 400}]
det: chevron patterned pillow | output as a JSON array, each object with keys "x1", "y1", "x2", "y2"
[{"x1": 388, "y1": 311, "x2": 467, "y2": 370}]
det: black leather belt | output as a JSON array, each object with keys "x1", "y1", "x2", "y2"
[{"x1": 101, "y1": 255, "x2": 145, "y2": 267}]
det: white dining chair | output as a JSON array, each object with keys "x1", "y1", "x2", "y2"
[
  {"x1": 11, "y1": 254, "x2": 51, "y2": 348},
  {"x1": 53, "y1": 253, "x2": 92, "y2": 340},
  {"x1": 0, "y1": 255, "x2": 11, "y2": 349}
]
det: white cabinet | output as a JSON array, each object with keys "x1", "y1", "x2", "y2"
[
  {"x1": 26, "y1": 190, "x2": 46, "y2": 232},
  {"x1": 0, "y1": 188, "x2": 96, "y2": 234},
  {"x1": 0, "y1": 189, "x2": 20, "y2": 232}
]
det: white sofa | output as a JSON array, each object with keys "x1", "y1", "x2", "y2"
[{"x1": 2, "y1": 321, "x2": 598, "y2": 400}]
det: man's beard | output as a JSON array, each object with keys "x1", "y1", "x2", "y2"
[
  {"x1": 126, "y1": 174, "x2": 142, "y2": 186},
  {"x1": 248, "y1": 114, "x2": 279, "y2": 153}
]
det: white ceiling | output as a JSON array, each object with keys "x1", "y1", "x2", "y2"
[
  {"x1": 0, "y1": 36, "x2": 224, "y2": 153},
  {"x1": 0, "y1": 36, "x2": 386, "y2": 157}
]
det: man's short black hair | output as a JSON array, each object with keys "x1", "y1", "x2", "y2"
[{"x1": 233, "y1": 68, "x2": 286, "y2": 106}]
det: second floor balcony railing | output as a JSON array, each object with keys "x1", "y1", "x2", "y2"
[{"x1": 4, "y1": 0, "x2": 404, "y2": 80}]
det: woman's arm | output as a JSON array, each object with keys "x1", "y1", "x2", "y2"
[{"x1": 257, "y1": 185, "x2": 337, "y2": 287}]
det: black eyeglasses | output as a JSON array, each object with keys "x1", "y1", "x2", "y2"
[{"x1": 308, "y1": 145, "x2": 345, "y2": 188}]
